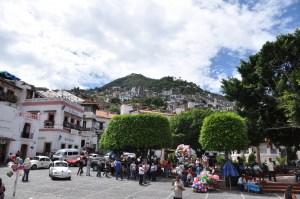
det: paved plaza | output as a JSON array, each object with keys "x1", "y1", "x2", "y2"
[{"x1": 0, "y1": 167, "x2": 284, "y2": 199}]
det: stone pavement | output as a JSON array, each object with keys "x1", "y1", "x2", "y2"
[{"x1": 0, "y1": 167, "x2": 284, "y2": 199}]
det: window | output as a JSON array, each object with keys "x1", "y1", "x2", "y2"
[
  {"x1": 81, "y1": 140, "x2": 85, "y2": 147},
  {"x1": 67, "y1": 152, "x2": 72, "y2": 155},
  {"x1": 26, "y1": 90, "x2": 33, "y2": 99},
  {"x1": 76, "y1": 120, "x2": 80, "y2": 126},
  {"x1": 45, "y1": 158, "x2": 51, "y2": 162},
  {"x1": 63, "y1": 152, "x2": 67, "y2": 155},
  {"x1": 64, "y1": 117, "x2": 68, "y2": 123},
  {"x1": 99, "y1": 122, "x2": 104, "y2": 130},
  {"x1": 70, "y1": 118, "x2": 74, "y2": 124},
  {"x1": 6, "y1": 89, "x2": 14, "y2": 96},
  {"x1": 48, "y1": 113, "x2": 55, "y2": 122},
  {"x1": 21, "y1": 123, "x2": 31, "y2": 138},
  {"x1": 40, "y1": 158, "x2": 46, "y2": 162},
  {"x1": 73, "y1": 151, "x2": 79, "y2": 155},
  {"x1": 61, "y1": 144, "x2": 66, "y2": 149},
  {"x1": 74, "y1": 145, "x2": 78, "y2": 149},
  {"x1": 83, "y1": 121, "x2": 86, "y2": 128},
  {"x1": 68, "y1": 144, "x2": 72, "y2": 148}
]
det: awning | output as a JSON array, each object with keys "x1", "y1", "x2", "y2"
[{"x1": 0, "y1": 136, "x2": 15, "y2": 141}]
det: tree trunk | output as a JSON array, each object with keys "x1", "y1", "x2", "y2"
[
  {"x1": 225, "y1": 151, "x2": 229, "y2": 160},
  {"x1": 255, "y1": 146, "x2": 261, "y2": 164}
]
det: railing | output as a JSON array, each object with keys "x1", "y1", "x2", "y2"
[
  {"x1": 63, "y1": 121, "x2": 85, "y2": 131},
  {"x1": 44, "y1": 120, "x2": 54, "y2": 128}
]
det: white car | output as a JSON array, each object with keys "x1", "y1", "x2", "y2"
[
  {"x1": 30, "y1": 156, "x2": 52, "y2": 169},
  {"x1": 49, "y1": 161, "x2": 71, "y2": 180}
]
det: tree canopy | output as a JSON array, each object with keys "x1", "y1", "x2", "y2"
[
  {"x1": 100, "y1": 114, "x2": 171, "y2": 151},
  {"x1": 222, "y1": 29, "x2": 300, "y2": 147},
  {"x1": 170, "y1": 108, "x2": 213, "y2": 150},
  {"x1": 200, "y1": 112, "x2": 248, "y2": 152}
]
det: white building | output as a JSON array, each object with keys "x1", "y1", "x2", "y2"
[
  {"x1": 0, "y1": 75, "x2": 40, "y2": 162},
  {"x1": 231, "y1": 143, "x2": 281, "y2": 163}
]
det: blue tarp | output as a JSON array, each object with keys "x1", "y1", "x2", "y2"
[
  {"x1": 222, "y1": 160, "x2": 239, "y2": 177},
  {"x1": 0, "y1": 71, "x2": 20, "y2": 81}
]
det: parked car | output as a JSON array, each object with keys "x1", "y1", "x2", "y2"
[
  {"x1": 49, "y1": 160, "x2": 71, "y2": 180},
  {"x1": 52, "y1": 149, "x2": 81, "y2": 161},
  {"x1": 30, "y1": 156, "x2": 52, "y2": 169},
  {"x1": 66, "y1": 155, "x2": 87, "y2": 167}
]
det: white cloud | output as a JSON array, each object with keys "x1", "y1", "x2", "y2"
[{"x1": 0, "y1": 0, "x2": 297, "y2": 92}]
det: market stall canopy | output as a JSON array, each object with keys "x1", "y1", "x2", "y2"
[{"x1": 222, "y1": 160, "x2": 238, "y2": 177}]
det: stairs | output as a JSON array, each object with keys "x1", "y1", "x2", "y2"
[{"x1": 262, "y1": 182, "x2": 300, "y2": 193}]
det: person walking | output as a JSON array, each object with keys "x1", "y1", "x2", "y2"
[
  {"x1": 86, "y1": 157, "x2": 91, "y2": 176},
  {"x1": 0, "y1": 178, "x2": 5, "y2": 199},
  {"x1": 104, "y1": 160, "x2": 110, "y2": 177},
  {"x1": 138, "y1": 164, "x2": 144, "y2": 185},
  {"x1": 266, "y1": 158, "x2": 276, "y2": 182},
  {"x1": 110, "y1": 160, "x2": 115, "y2": 176},
  {"x1": 77, "y1": 157, "x2": 84, "y2": 176},
  {"x1": 172, "y1": 175, "x2": 185, "y2": 199},
  {"x1": 22, "y1": 157, "x2": 31, "y2": 182}
]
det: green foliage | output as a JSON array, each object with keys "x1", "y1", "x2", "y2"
[
  {"x1": 276, "y1": 156, "x2": 287, "y2": 167},
  {"x1": 247, "y1": 153, "x2": 256, "y2": 164},
  {"x1": 200, "y1": 112, "x2": 248, "y2": 152},
  {"x1": 109, "y1": 104, "x2": 120, "y2": 114},
  {"x1": 100, "y1": 114, "x2": 172, "y2": 151},
  {"x1": 222, "y1": 29, "x2": 300, "y2": 146},
  {"x1": 110, "y1": 97, "x2": 121, "y2": 104},
  {"x1": 142, "y1": 97, "x2": 167, "y2": 109},
  {"x1": 170, "y1": 108, "x2": 213, "y2": 150},
  {"x1": 216, "y1": 155, "x2": 225, "y2": 165}
]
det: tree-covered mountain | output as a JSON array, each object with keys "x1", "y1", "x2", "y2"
[{"x1": 97, "y1": 73, "x2": 203, "y2": 94}]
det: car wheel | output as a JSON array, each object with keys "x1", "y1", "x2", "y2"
[
  {"x1": 31, "y1": 165, "x2": 37, "y2": 170},
  {"x1": 51, "y1": 177, "x2": 55, "y2": 180},
  {"x1": 68, "y1": 177, "x2": 71, "y2": 180}
]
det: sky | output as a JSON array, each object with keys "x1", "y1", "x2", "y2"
[{"x1": 0, "y1": 0, "x2": 300, "y2": 93}]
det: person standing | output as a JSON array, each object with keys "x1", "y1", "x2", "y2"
[
  {"x1": 150, "y1": 163, "x2": 157, "y2": 181},
  {"x1": 22, "y1": 157, "x2": 31, "y2": 182},
  {"x1": 86, "y1": 157, "x2": 91, "y2": 176},
  {"x1": 110, "y1": 160, "x2": 115, "y2": 176},
  {"x1": 114, "y1": 159, "x2": 122, "y2": 180},
  {"x1": 0, "y1": 178, "x2": 5, "y2": 199},
  {"x1": 130, "y1": 161, "x2": 137, "y2": 180},
  {"x1": 172, "y1": 175, "x2": 185, "y2": 199},
  {"x1": 96, "y1": 159, "x2": 102, "y2": 177},
  {"x1": 266, "y1": 158, "x2": 276, "y2": 182},
  {"x1": 138, "y1": 164, "x2": 144, "y2": 185},
  {"x1": 77, "y1": 157, "x2": 84, "y2": 176}
]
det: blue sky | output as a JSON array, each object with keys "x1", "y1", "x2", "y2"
[{"x1": 0, "y1": 0, "x2": 300, "y2": 93}]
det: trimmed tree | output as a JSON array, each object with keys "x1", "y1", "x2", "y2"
[
  {"x1": 170, "y1": 108, "x2": 213, "y2": 153},
  {"x1": 100, "y1": 114, "x2": 172, "y2": 155},
  {"x1": 200, "y1": 112, "x2": 248, "y2": 159}
]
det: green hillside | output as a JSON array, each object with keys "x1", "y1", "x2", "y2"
[{"x1": 98, "y1": 73, "x2": 203, "y2": 94}]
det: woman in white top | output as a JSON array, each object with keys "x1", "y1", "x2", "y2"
[{"x1": 138, "y1": 164, "x2": 144, "y2": 185}]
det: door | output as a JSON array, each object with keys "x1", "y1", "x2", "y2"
[
  {"x1": 44, "y1": 143, "x2": 51, "y2": 155},
  {"x1": 45, "y1": 158, "x2": 51, "y2": 168},
  {"x1": 0, "y1": 142, "x2": 7, "y2": 163},
  {"x1": 40, "y1": 158, "x2": 46, "y2": 168},
  {"x1": 20, "y1": 144, "x2": 28, "y2": 159}
]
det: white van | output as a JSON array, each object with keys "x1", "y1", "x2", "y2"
[{"x1": 52, "y1": 149, "x2": 81, "y2": 161}]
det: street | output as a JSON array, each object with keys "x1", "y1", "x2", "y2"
[{"x1": 0, "y1": 167, "x2": 284, "y2": 199}]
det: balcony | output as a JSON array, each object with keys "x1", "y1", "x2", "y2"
[
  {"x1": 0, "y1": 92, "x2": 18, "y2": 103},
  {"x1": 44, "y1": 120, "x2": 54, "y2": 128},
  {"x1": 21, "y1": 132, "x2": 34, "y2": 139},
  {"x1": 63, "y1": 121, "x2": 84, "y2": 131}
]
